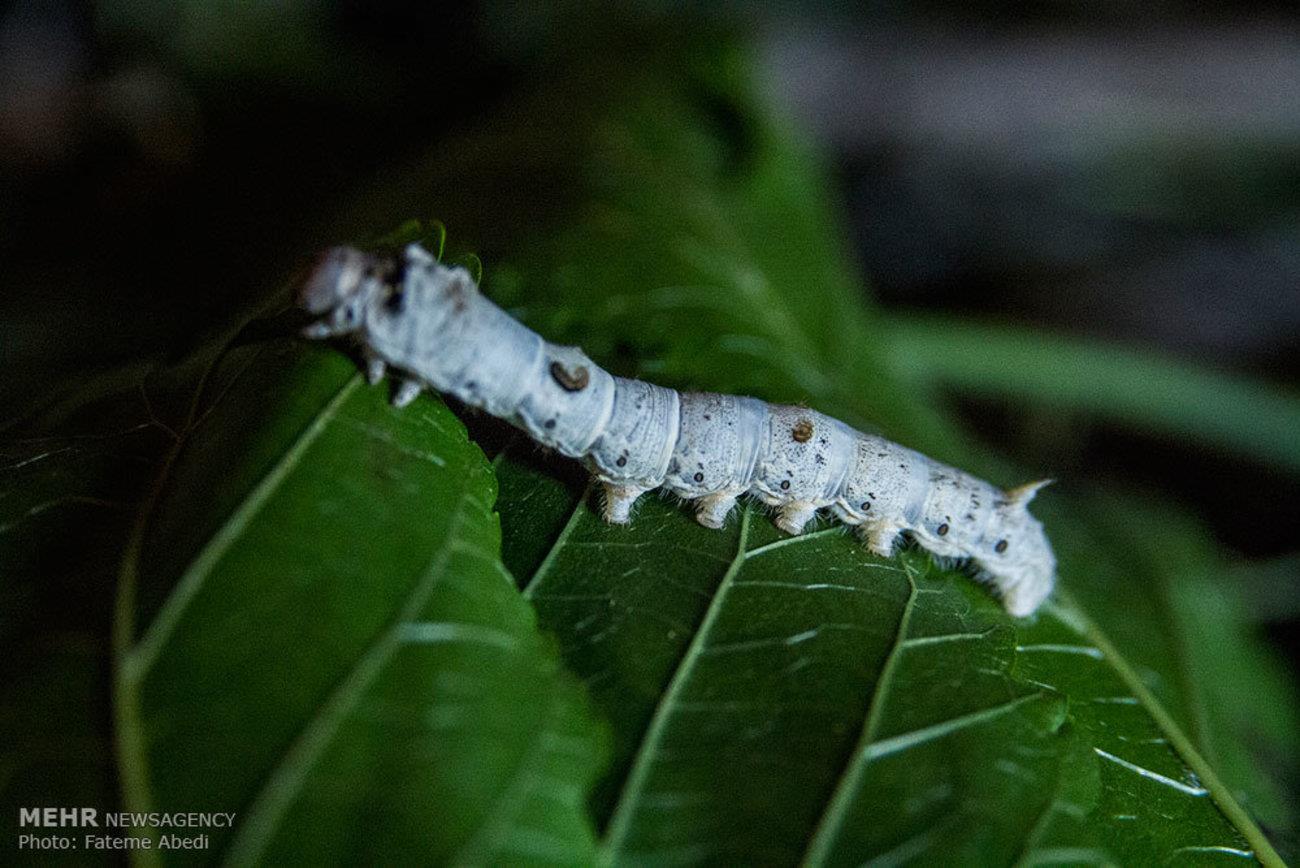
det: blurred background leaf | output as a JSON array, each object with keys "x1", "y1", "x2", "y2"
[{"x1": 882, "y1": 316, "x2": 1300, "y2": 476}]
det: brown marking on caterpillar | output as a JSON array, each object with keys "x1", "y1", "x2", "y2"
[
  {"x1": 551, "y1": 362, "x2": 590, "y2": 392},
  {"x1": 792, "y1": 418, "x2": 814, "y2": 443}
]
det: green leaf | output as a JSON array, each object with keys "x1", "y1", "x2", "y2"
[
  {"x1": 883, "y1": 315, "x2": 1300, "y2": 475},
  {"x1": 495, "y1": 447, "x2": 1284, "y2": 864},
  {"x1": 1056, "y1": 497, "x2": 1300, "y2": 851},
  {"x1": 110, "y1": 339, "x2": 607, "y2": 864},
  {"x1": 369, "y1": 35, "x2": 1293, "y2": 864}
]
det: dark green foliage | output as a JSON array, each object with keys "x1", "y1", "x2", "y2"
[{"x1": 1, "y1": 20, "x2": 1295, "y2": 868}]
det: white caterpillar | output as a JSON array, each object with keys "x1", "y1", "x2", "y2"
[{"x1": 300, "y1": 243, "x2": 1056, "y2": 616}]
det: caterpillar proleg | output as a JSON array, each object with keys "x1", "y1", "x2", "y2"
[{"x1": 300, "y1": 243, "x2": 1057, "y2": 616}]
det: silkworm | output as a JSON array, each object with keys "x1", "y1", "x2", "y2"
[{"x1": 299, "y1": 243, "x2": 1057, "y2": 616}]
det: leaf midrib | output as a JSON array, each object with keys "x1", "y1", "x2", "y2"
[{"x1": 597, "y1": 508, "x2": 753, "y2": 862}]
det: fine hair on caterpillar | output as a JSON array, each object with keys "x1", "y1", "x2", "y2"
[{"x1": 300, "y1": 242, "x2": 1057, "y2": 616}]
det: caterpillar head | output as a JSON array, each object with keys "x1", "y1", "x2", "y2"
[
  {"x1": 299, "y1": 246, "x2": 392, "y2": 337},
  {"x1": 979, "y1": 480, "x2": 1056, "y2": 617}
]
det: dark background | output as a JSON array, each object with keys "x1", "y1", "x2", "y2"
[{"x1": 2, "y1": 2, "x2": 1296, "y2": 675}]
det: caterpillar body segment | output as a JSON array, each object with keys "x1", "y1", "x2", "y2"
[{"x1": 300, "y1": 243, "x2": 1057, "y2": 616}]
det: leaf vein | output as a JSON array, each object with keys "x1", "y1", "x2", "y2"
[
  {"x1": 219, "y1": 484, "x2": 479, "y2": 865},
  {"x1": 799, "y1": 558, "x2": 919, "y2": 865},
  {"x1": 1092, "y1": 748, "x2": 1208, "y2": 797},
  {"x1": 598, "y1": 510, "x2": 752, "y2": 862},
  {"x1": 522, "y1": 484, "x2": 592, "y2": 598}
]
